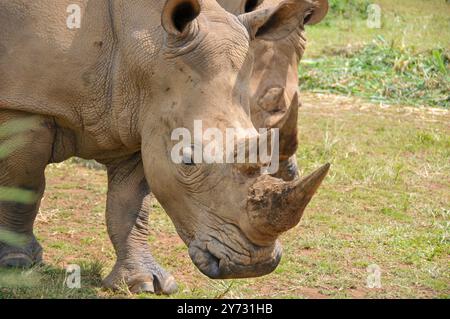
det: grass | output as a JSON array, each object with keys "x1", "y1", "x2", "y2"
[
  {"x1": 306, "y1": 0, "x2": 450, "y2": 57},
  {"x1": 0, "y1": 262, "x2": 104, "y2": 299},
  {"x1": 300, "y1": 38, "x2": 449, "y2": 107},
  {"x1": 303, "y1": 0, "x2": 450, "y2": 107},
  {"x1": 0, "y1": 94, "x2": 448, "y2": 299},
  {"x1": 328, "y1": 0, "x2": 372, "y2": 19}
]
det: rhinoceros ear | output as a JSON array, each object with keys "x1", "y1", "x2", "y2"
[
  {"x1": 238, "y1": 0, "x2": 328, "y2": 41},
  {"x1": 304, "y1": 0, "x2": 328, "y2": 25},
  {"x1": 242, "y1": 0, "x2": 264, "y2": 13},
  {"x1": 162, "y1": 0, "x2": 201, "y2": 35}
]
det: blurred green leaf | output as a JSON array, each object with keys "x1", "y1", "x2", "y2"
[
  {"x1": 0, "y1": 135, "x2": 27, "y2": 159},
  {"x1": 0, "y1": 117, "x2": 40, "y2": 139},
  {"x1": 0, "y1": 268, "x2": 41, "y2": 288},
  {"x1": 0, "y1": 187, "x2": 37, "y2": 204},
  {"x1": 0, "y1": 228, "x2": 29, "y2": 248}
]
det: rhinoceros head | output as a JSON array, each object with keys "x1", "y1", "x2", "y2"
[
  {"x1": 217, "y1": 0, "x2": 329, "y2": 181},
  {"x1": 132, "y1": 0, "x2": 329, "y2": 279}
]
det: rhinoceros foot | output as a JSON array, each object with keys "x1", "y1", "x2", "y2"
[
  {"x1": 0, "y1": 234, "x2": 43, "y2": 268},
  {"x1": 102, "y1": 252, "x2": 178, "y2": 295}
]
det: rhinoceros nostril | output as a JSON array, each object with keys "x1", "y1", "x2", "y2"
[{"x1": 257, "y1": 87, "x2": 285, "y2": 112}]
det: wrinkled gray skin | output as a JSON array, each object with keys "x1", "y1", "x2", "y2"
[
  {"x1": 218, "y1": 0, "x2": 328, "y2": 181},
  {"x1": 0, "y1": 0, "x2": 329, "y2": 294}
]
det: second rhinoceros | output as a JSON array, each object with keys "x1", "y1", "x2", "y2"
[
  {"x1": 218, "y1": 0, "x2": 329, "y2": 181},
  {"x1": 0, "y1": 0, "x2": 329, "y2": 294}
]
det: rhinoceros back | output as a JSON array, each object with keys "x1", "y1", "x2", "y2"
[
  {"x1": 0, "y1": 0, "x2": 137, "y2": 159},
  {"x1": 0, "y1": 0, "x2": 114, "y2": 123}
]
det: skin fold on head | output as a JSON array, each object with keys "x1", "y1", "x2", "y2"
[
  {"x1": 137, "y1": 0, "x2": 330, "y2": 279},
  {"x1": 217, "y1": 0, "x2": 329, "y2": 181}
]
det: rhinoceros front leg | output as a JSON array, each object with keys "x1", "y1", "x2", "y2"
[
  {"x1": 0, "y1": 111, "x2": 53, "y2": 268},
  {"x1": 102, "y1": 153, "x2": 177, "y2": 295}
]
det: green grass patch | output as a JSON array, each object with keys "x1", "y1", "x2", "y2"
[
  {"x1": 306, "y1": 0, "x2": 450, "y2": 57},
  {"x1": 0, "y1": 262, "x2": 104, "y2": 299},
  {"x1": 302, "y1": 0, "x2": 450, "y2": 108},
  {"x1": 300, "y1": 38, "x2": 450, "y2": 107},
  {"x1": 328, "y1": 0, "x2": 372, "y2": 19}
]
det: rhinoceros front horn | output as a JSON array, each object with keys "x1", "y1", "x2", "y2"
[
  {"x1": 242, "y1": 163, "x2": 330, "y2": 245},
  {"x1": 277, "y1": 163, "x2": 331, "y2": 229}
]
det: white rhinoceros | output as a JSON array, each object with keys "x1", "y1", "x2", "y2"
[
  {"x1": 0, "y1": 0, "x2": 329, "y2": 294},
  {"x1": 217, "y1": 0, "x2": 329, "y2": 181}
]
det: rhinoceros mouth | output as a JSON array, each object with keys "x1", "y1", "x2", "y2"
[{"x1": 188, "y1": 229, "x2": 282, "y2": 279}]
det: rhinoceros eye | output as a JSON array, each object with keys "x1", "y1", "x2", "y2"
[
  {"x1": 182, "y1": 145, "x2": 196, "y2": 166},
  {"x1": 182, "y1": 156, "x2": 196, "y2": 166}
]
